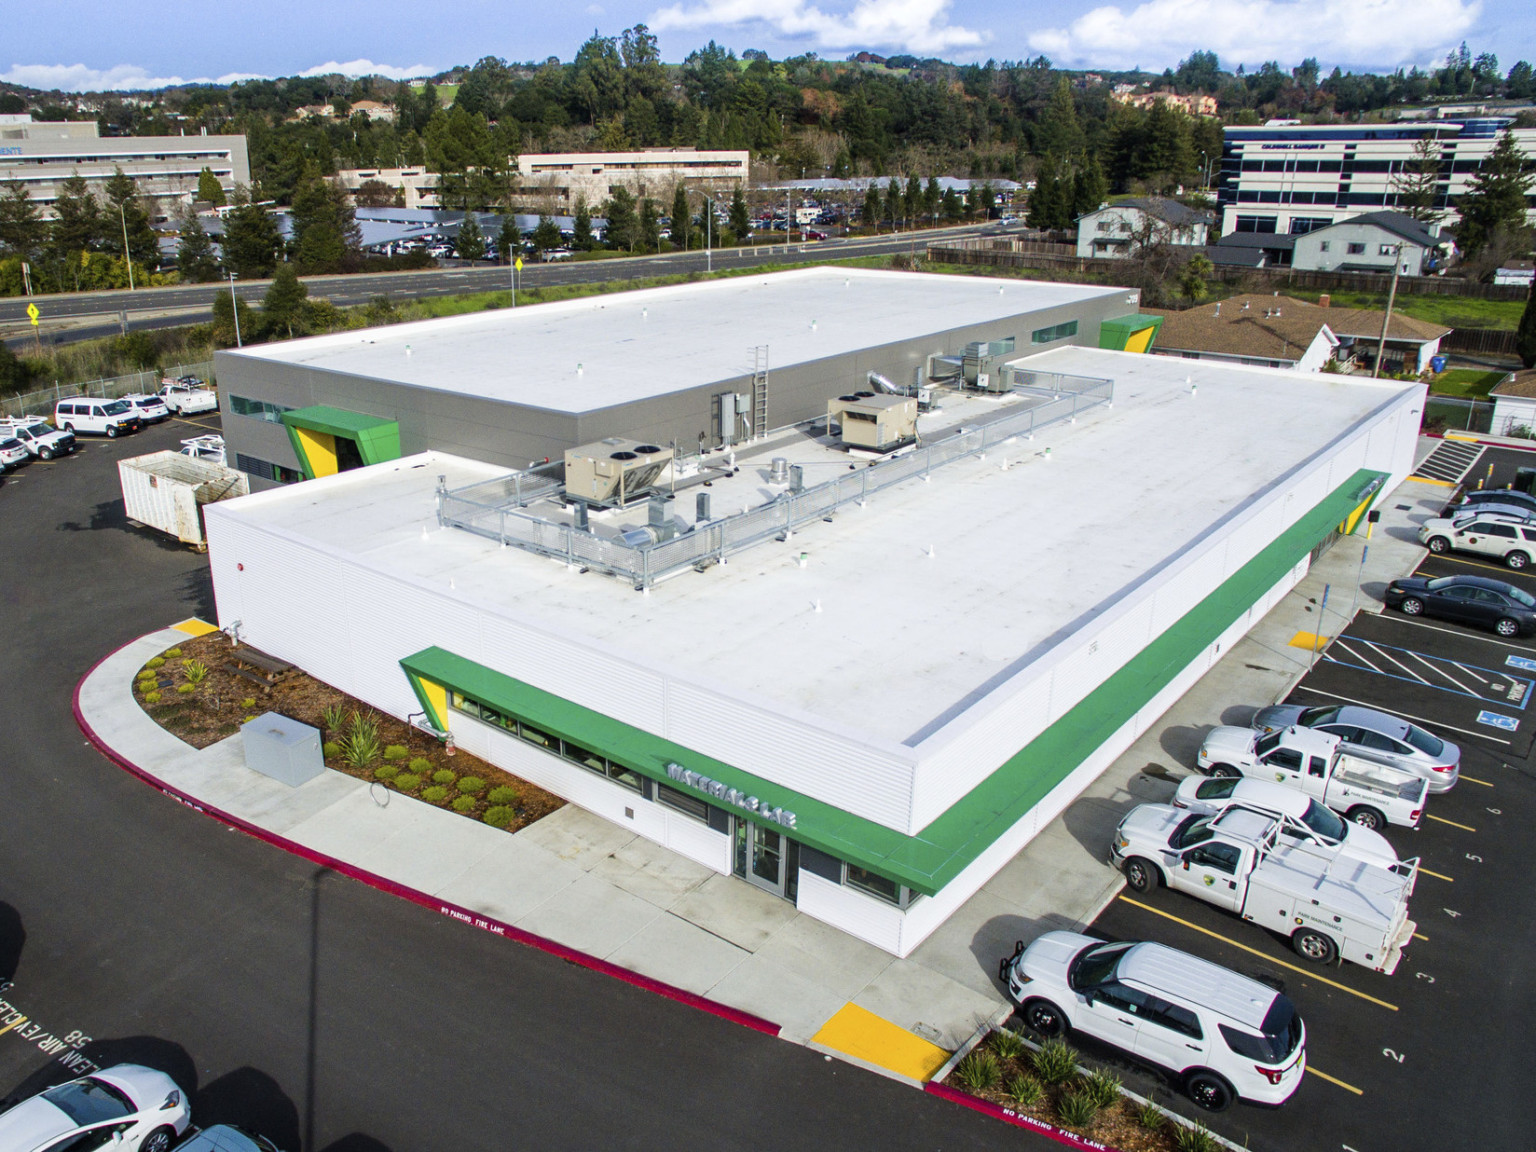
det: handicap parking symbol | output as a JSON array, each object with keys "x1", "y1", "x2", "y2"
[
  {"x1": 1477, "y1": 710, "x2": 1520, "y2": 732},
  {"x1": 1505, "y1": 655, "x2": 1536, "y2": 674}
]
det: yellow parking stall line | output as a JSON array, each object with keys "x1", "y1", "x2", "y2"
[
  {"x1": 1417, "y1": 867, "x2": 1454, "y2": 882},
  {"x1": 170, "y1": 617, "x2": 220, "y2": 638},
  {"x1": 1307, "y1": 1066, "x2": 1364, "y2": 1095},
  {"x1": 0, "y1": 1017, "x2": 26, "y2": 1037},
  {"x1": 1461, "y1": 775, "x2": 1494, "y2": 787},
  {"x1": 1117, "y1": 898, "x2": 1399, "y2": 1011},
  {"x1": 810, "y1": 1003, "x2": 952, "y2": 1082},
  {"x1": 1413, "y1": 933, "x2": 1429, "y2": 942},
  {"x1": 1426, "y1": 814, "x2": 1476, "y2": 832}
]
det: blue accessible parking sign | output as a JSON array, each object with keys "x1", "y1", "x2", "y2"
[
  {"x1": 1477, "y1": 710, "x2": 1520, "y2": 732},
  {"x1": 1506, "y1": 655, "x2": 1536, "y2": 674}
]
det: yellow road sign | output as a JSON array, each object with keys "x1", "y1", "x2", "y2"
[
  {"x1": 26, "y1": 303, "x2": 39, "y2": 325},
  {"x1": 514, "y1": 257, "x2": 523, "y2": 272}
]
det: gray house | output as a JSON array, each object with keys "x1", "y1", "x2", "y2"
[
  {"x1": 1290, "y1": 211, "x2": 1443, "y2": 276},
  {"x1": 1076, "y1": 198, "x2": 1213, "y2": 259}
]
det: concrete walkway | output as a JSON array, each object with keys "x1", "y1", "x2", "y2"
[{"x1": 73, "y1": 470, "x2": 1442, "y2": 1087}]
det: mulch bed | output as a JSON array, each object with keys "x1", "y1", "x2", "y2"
[{"x1": 134, "y1": 632, "x2": 565, "y2": 835}]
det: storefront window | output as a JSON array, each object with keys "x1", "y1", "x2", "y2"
[
  {"x1": 657, "y1": 783, "x2": 709, "y2": 821},
  {"x1": 845, "y1": 865, "x2": 901, "y2": 905}
]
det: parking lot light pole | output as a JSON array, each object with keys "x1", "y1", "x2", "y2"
[{"x1": 227, "y1": 270, "x2": 242, "y2": 348}]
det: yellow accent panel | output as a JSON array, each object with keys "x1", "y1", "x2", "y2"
[
  {"x1": 296, "y1": 427, "x2": 339, "y2": 478},
  {"x1": 1289, "y1": 630, "x2": 1331, "y2": 650},
  {"x1": 171, "y1": 618, "x2": 220, "y2": 637},
  {"x1": 1125, "y1": 326, "x2": 1156, "y2": 353},
  {"x1": 1341, "y1": 490, "x2": 1377, "y2": 534},
  {"x1": 420, "y1": 678, "x2": 449, "y2": 733},
  {"x1": 810, "y1": 1003, "x2": 951, "y2": 1081}
]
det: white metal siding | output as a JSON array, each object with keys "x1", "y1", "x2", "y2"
[{"x1": 795, "y1": 869, "x2": 904, "y2": 954}]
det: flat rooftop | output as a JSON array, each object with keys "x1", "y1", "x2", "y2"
[
  {"x1": 222, "y1": 267, "x2": 1127, "y2": 415},
  {"x1": 217, "y1": 347, "x2": 1413, "y2": 749}
]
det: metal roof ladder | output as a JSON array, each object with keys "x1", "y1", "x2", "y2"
[{"x1": 749, "y1": 345, "x2": 769, "y2": 441}]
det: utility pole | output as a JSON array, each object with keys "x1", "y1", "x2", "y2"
[
  {"x1": 1371, "y1": 243, "x2": 1404, "y2": 379},
  {"x1": 118, "y1": 201, "x2": 135, "y2": 292},
  {"x1": 228, "y1": 270, "x2": 242, "y2": 348},
  {"x1": 706, "y1": 192, "x2": 712, "y2": 273}
]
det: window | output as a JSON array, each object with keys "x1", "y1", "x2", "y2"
[
  {"x1": 845, "y1": 864, "x2": 901, "y2": 904},
  {"x1": 234, "y1": 454, "x2": 302, "y2": 483},
  {"x1": 1346, "y1": 242, "x2": 1366, "y2": 254},
  {"x1": 1030, "y1": 320, "x2": 1078, "y2": 345},
  {"x1": 1308, "y1": 755, "x2": 1328, "y2": 779},
  {"x1": 1319, "y1": 241, "x2": 1330, "y2": 251},
  {"x1": 229, "y1": 394, "x2": 293, "y2": 423},
  {"x1": 517, "y1": 721, "x2": 555, "y2": 750},
  {"x1": 1380, "y1": 244, "x2": 1397, "y2": 256},
  {"x1": 1264, "y1": 747, "x2": 1305, "y2": 773},
  {"x1": 1235, "y1": 215, "x2": 1277, "y2": 233},
  {"x1": 1484, "y1": 524, "x2": 1518, "y2": 539},
  {"x1": 1521, "y1": 528, "x2": 1536, "y2": 542},
  {"x1": 657, "y1": 782, "x2": 709, "y2": 822},
  {"x1": 1187, "y1": 843, "x2": 1242, "y2": 873},
  {"x1": 1143, "y1": 997, "x2": 1203, "y2": 1039}
]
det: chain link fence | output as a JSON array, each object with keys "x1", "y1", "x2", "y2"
[{"x1": 3, "y1": 360, "x2": 215, "y2": 419}]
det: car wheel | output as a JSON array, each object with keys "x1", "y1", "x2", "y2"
[
  {"x1": 38, "y1": 447, "x2": 53, "y2": 461},
  {"x1": 140, "y1": 1127, "x2": 175, "y2": 1152},
  {"x1": 1022, "y1": 998, "x2": 1068, "y2": 1039},
  {"x1": 1347, "y1": 805, "x2": 1386, "y2": 831},
  {"x1": 1124, "y1": 856, "x2": 1160, "y2": 893},
  {"x1": 106, "y1": 424, "x2": 119, "y2": 438},
  {"x1": 1496, "y1": 617, "x2": 1521, "y2": 637},
  {"x1": 1399, "y1": 597, "x2": 1424, "y2": 616},
  {"x1": 1508, "y1": 551, "x2": 1530, "y2": 570},
  {"x1": 1209, "y1": 764, "x2": 1240, "y2": 779},
  {"x1": 62, "y1": 423, "x2": 74, "y2": 433},
  {"x1": 1426, "y1": 535, "x2": 1450, "y2": 554},
  {"x1": 1292, "y1": 928, "x2": 1339, "y2": 964},
  {"x1": 1186, "y1": 1070, "x2": 1235, "y2": 1113}
]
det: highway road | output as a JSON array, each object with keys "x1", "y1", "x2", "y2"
[
  {"x1": 2, "y1": 225, "x2": 1006, "y2": 350},
  {"x1": 0, "y1": 415, "x2": 1045, "y2": 1150}
]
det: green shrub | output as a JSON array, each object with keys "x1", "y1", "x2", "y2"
[
  {"x1": 422, "y1": 785, "x2": 449, "y2": 803},
  {"x1": 483, "y1": 805, "x2": 515, "y2": 828},
  {"x1": 342, "y1": 728, "x2": 382, "y2": 770},
  {"x1": 953, "y1": 1049, "x2": 1000, "y2": 1092},
  {"x1": 410, "y1": 758, "x2": 433, "y2": 773},
  {"x1": 137, "y1": 668, "x2": 155, "y2": 680},
  {"x1": 146, "y1": 657, "x2": 165, "y2": 669},
  {"x1": 452, "y1": 796, "x2": 477, "y2": 813},
  {"x1": 393, "y1": 772, "x2": 421, "y2": 791},
  {"x1": 1055, "y1": 1088, "x2": 1100, "y2": 1129},
  {"x1": 990, "y1": 1028, "x2": 1026, "y2": 1061},
  {"x1": 1005, "y1": 1073, "x2": 1042, "y2": 1109},
  {"x1": 176, "y1": 683, "x2": 197, "y2": 695},
  {"x1": 432, "y1": 769, "x2": 457, "y2": 785},
  {"x1": 374, "y1": 764, "x2": 399, "y2": 781},
  {"x1": 144, "y1": 691, "x2": 162, "y2": 704},
  {"x1": 1174, "y1": 1122, "x2": 1218, "y2": 1152},
  {"x1": 322, "y1": 703, "x2": 347, "y2": 733},
  {"x1": 457, "y1": 775, "x2": 486, "y2": 795},
  {"x1": 1137, "y1": 1102, "x2": 1167, "y2": 1130},
  {"x1": 243, "y1": 716, "x2": 257, "y2": 724},
  {"x1": 137, "y1": 679, "x2": 154, "y2": 693},
  {"x1": 241, "y1": 698, "x2": 256, "y2": 709},
  {"x1": 322, "y1": 741, "x2": 342, "y2": 759},
  {"x1": 487, "y1": 784, "x2": 519, "y2": 806},
  {"x1": 182, "y1": 658, "x2": 209, "y2": 686},
  {"x1": 383, "y1": 744, "x2": 409, "y2": 761},
  {"x1": 1081, "y1": 1069, "x2": 1122, "y2": 1110},
  {"x1": 164, "y1": 647, "x2": 182, "y2": 658},
  {"x1": 1030, "y1": 1039, "x2": 1079, "y2": 1086}
]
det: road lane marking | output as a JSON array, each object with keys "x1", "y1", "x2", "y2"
[
  {"x1": 1306, "y1": 1066, "x2": 1364, "y2": 1095},
  {"x1": 1425, "y1": 814, "x2": 1477, "y2": 831},
  {"x1": 1115, "y1": 897, "x2": 1399, "y2": 1011},
  {"x1": 1417, "y1": 867, "x2": 1454, "y2": 882},
  {"x1": 1288, "y1": 684, "x2": 1513, "y2": 745}
]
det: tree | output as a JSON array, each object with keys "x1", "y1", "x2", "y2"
[
  {"x1": 940, "y1": 187, "x2": 963, "y2": 222},
  {"x1": 353, "y1": 179, "x2": 399, "y2": 208},
  {"x1": 1072, "y1": 159, "x2": 1108, "y2": 218},
  {"x1": 48, "y1": 174, "x2": 105, "y2": 262},
  {"x1": 638, "y1": 197, "x2": 661, "y2": 253},
  {"x1": 175, "y1": 207, "x2": 220, "y2": 282},
  {"x1": 904, "y1": 174, "x2": 923, "y2": 225},
  {"x1": 1177, "y1": 253, "x2": 1214, "y2": 302},
  {"x1": 862, "y1": 184, "x2": 882, "y2": 231},
  {"x1": 670, "y1": 183, "x2": 691, "y2": 250},
  {"x1": 975, "y1": 181, "x2": 997, "y2": 221},
  {"x1": 196, "y1": 168, "x2": 226, "y2": 206},
  {"x1": 923, "y1": 176, "x2": 941, "y2": 223},
  {"x1": 1037, "y1": 76, "x2": 1085, "y2": 160},
  {"x1": 210, "y1": 285, "x2": 253, "y2": 348},
  {"x1": 884, "y1": 179, "x2": 901, "y2": 229},
  {"x1": 531, "y1": 214, "x2": 562, "y2": 254},
  {"x1": 1027, "y1": 164, "x2": 1063, "y2": 230},
  {"x1": 603, "y1": 187, "x2": 638, "y2": 251},
  {"x1": 0, "y1": 339, "x2": 30, "y2": 391},
  {"x1": 290, "y1": 167, "x2": 360, "y2": 274},
  {"x1": 456, "y1": 213, "x2": 486, "y2": 262},
  {"x1": 1392, "y1": 137, "x2": 1445, "y2": 224},
  {"x1": 1457, "y1": 131, "x2": 1534, "y2": 257},
  {"x1": 729, "y1": 185, "x2": 750, "y2": 242},
  {"x1": 221, "y1": 187, "x2": 284, "y2": 278},
  {"x1": 261, "y1": 263, "x2": 308, "y2": 337},
  {"x1": 1517, "y1": 279, "x2": 1536, "y2": 369},
  {"x1": 103, "y1": 167, "x2": 158, "y2": 268},
  {"x1": 572, "y1": 200, "x2": 594, "y2": 251},
  {"x1": 0, "y1": 181, "x2": 41, "y2": 259}
]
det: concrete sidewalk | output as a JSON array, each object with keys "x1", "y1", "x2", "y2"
[{"x1": 73, "y1": 472, "x2": 1441, "y2": 1087}]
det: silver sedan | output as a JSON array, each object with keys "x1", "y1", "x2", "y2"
[{"x1": 1251, "y1": 703, "x2": 1459, "y2": 792}]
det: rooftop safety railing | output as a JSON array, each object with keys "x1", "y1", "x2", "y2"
[{"x1": 438, "y1": 372, "x2": 1113, "y2": 590}]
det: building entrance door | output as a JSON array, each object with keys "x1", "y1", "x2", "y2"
[{"x1": 733, "y1": 819, "x2": 792, "y2": 899}]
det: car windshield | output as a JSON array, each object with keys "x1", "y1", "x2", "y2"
[
  {"x1": 103, "y1": 401, "x2": 131, "y2": 415},
  {"x1": 1297, "y1": 705, "x2": 1339, "y2": 726},
  {"x1": 1300, "y1": 799, "x2": 1347, "y2": 841},
  {"x1": 1068, "y1": 941, "x2": 1133, "y2": 990},
  {"x1": 1195, "y1": 778, "x2": 1239, "y2": 800},
  {"x1": 1172, "y1": 814, "x2": 1215, "y2": 849},
  {"x1": 1402, "y1": 724, "x2": 1444, "y2": 756},
  {"x1": 24, "y1": 424, "x2": 50, "y2": 437},
  {"x1": 1217, "y1": 995, "x2": 1302, "y2": 1064},
  {"x1": 1254, "y1": 731, "x2": 1281, "y2": 756},
  {"x1": 40, "y1": 1078, "x2": 135, "y2": 1125}
]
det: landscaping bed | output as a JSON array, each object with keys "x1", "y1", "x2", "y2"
[
  {"x1": 134, "y1": 633, "x2": 565, "y2": 834},
  {"x1": 944, "y1": 1027, "x2": 1219, "y2": 1152}
]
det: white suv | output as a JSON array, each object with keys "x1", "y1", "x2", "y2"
[
  {"x1": 1419, "y1": 512, "x2": 1536, "y2": 569},
  {"x1": 1000, "y1": 931, "x2": 1306, "y2": 1112},
  {"x1": 121, "y1": 393, "x2": 171, "y2": 423}
]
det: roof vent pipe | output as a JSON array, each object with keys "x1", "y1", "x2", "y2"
[
  {"x1": 696, "y1": 492, "x2": 711, "y2": 523},
  {"x1": 789, "y1": 465, "x2": 805, "y2": 493}
]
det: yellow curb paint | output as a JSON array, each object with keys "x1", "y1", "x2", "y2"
[
  {"x1": 1288, "y1": 630, "x2": 1331, "y2": 650},
  {"x1": 810, "y1": 1003, "x2": 951, "y2": 1082},
  {"x1": 1417, "y1": 867, "x2": 1453, "y2": 882},
  {"x1": 1426, "y1": 814, "x2": 1476, "y2": 832},
  {"x1": 1443, "y1": 433, "x2": 1479, "y2": 442},
  {"x1": 1407, "y1": 475, "x2": 1456, "y2": 488},
  {"x1": 1307, "y1": 1066, "x2": 1364, "y2": 1095},
  {"x1": 0, "y1": 1017, "x2": 26, "y2": 1037},
  {"x1": 171, "y1": 618, "x2": 220, "y2": 637}
]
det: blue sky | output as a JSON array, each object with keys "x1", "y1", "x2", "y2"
[{"x1": 5, "y1": 0, "x2": 1533, "y2": 91}]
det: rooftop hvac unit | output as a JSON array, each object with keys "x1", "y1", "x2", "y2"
[
  {"x1": 563, "y1": 437, "x2": 674, "y2": 508},
  {"x1": 962, "y1": 337, "x2": 1017, "y2": 392},
  {"x1": 827, "y1": 394, "x2": 918, "y2": 453}
]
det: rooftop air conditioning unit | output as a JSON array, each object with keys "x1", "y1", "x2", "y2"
[
  {"x1": 963, "y1": 337, "x2": 1017, "y2": 392},
  {"x1": 564, "y1": 437, "x2": 674, "y2": 508},
  {"x1": 827, "y1": 395, "x2": 918, "y2": 454}
]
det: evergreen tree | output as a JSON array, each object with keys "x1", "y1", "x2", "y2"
[
  {"x1": 48, "y1": 174, "x2": 105, "y2": 262},
  {"x1": 261, "y1": 262, "x2": 308, "y2": 337},
  {"x1": 884, "y1": 179, "x2": 901, "y2": 229},
  {"x1": 456, "y1": 213, "x2": 486, "y2": 262},
  {"x1": 0, "y1": 180, "x2": 41, "y2": 259},
  {"x1": 1518, "y1": 279, "x2": 1536, "y2": 370},
  {"x1": 904, "y1": 174, "x2": 923, "y2": 225},
  {"x1": 1028, "y1": 165, "x2": 1061, "y2": 230},
  {"x1": 222, "y1": 189, "x2": 284, "y2": 278},
  {"x1": 975, "y1": 181, "x2": 997, "y2": 221},
  {"x1": 175, "y1": 207, "x2": 220, "y2": 282},
  {"x1": 639, "y1": 197, "x2": 661, "y2": 252},
  {"x1": 671, "y1": 183, "x2": 691, "y2": 249},
  {"x1": 290, "y1": 168, "x2": 361, "y2": 274},
  {"x1": 210, "y1": 285, "x2": 253, "y2": 348},
  {"x1": 1392, "y1": 137, "x2": 1444, "y2": 223},
  {"x1": 1072, "y1": 158, "x2": 1108, "y2": 218},
  {"x1": 1037, "y1": 76, "x2": 1085, "y2": 161},
  {"x1": 1457, "y1": 132, "x2": 1534, "y2": 256},
  {"x1": 0, "y1": 339, "x2": 30, "y2": 392},
  {"x1": 729, "y1": 185, "x2": 750, "y2": 242},
  {"x1": 196, "y1": 168, "x2": 227, "y2": 206},
  {"x1": 940, "y1": 187, "x2": 963, "y2": 222},
  {"x1": 863, "y1": 184, "x2": 882, "y2": 231},
  {"x1": 103, "y1": 168, "x2": 157, "y2": 268},
  {"x1": 573, "y1": 200, "x2": 594, "y2": 251},
  {"x1": 532, "y1": 214, "x2": 562, "y2": 253},
  {"x1": 923, "y1": 176, "x2": 941, "y2": 223},
  {"x1": 604, "y1": 188, "x2": 638, "y2": 251},
  {"x1": 497, "y1": 215, "x2": 522, "y2": 259}
]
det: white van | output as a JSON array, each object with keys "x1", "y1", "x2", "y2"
[
  {"x1": 1001, "y1": 931, "x2": 1306, "y2": 1111},
  {"x1": 54, "y1": 398, "x2": 141, "y2": 438}
]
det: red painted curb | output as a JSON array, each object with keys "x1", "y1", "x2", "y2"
[
  {"x1": 73, "y1": 640, "x2": 781, "y2": 1039},
  {"x1": 925, "y1": 1081, "x2": 1126, "y2": 1152}
]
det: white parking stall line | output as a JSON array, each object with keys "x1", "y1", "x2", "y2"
[
  {"x1": 1289, "y1": 685, "x2": 1513, "y2": 745},
  {"x1": 1365, "y1": 641, "x2": 1431, "y2": 685},
  {"x1": 1374, "y1": 614, "x2": 1536, "y2": 654},
  {"x1": 1452, "y1": 661, "x2": 1490, "y2": 685},
  {"x1": 1406, "y1": 650, "x2": 1481, "y2": 697},
  {"x1": 1328, "y1": 640, "x2": 1385, "y2": 675}
]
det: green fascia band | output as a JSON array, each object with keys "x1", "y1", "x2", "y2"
[
  {"x1": 1099, "y1": 313, "x2": 1163, "y2": 350},
  {"x1": 400, "y1": 467, "x2": 1387, "y2": 895},
  {"x1": 280, "y1": 405, "x2": 402, "y2": 478}
]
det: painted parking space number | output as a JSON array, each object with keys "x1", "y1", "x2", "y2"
[
  {"x1": 1383, "y1": 1048, "x2": 1406, "y2": 1064},
  {"x1": 1416, "y1": 972, "x2": 1435, "y2": 983}
]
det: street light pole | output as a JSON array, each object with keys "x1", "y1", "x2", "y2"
[
  {"x1": 228, "y1": 270, "x2": 242, "y2": 348},
  {"x1": 118, "y1": 202, "x2": 135, "y2": 292},
  {"x1": 706, "y1": 192, "x2": 712, "y2": 274}
]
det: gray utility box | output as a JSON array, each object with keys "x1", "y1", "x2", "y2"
[{"x1": 241, "y1": 712, "x2": 325, "y2": 787}]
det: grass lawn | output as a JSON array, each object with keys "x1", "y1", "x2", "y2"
[
  {"x1": 1428, "y1": 368, "x2": 1509, "y2": 398},
  {"x1": 1285, "y1": 288, "x2": 1524, "y2": 330}
]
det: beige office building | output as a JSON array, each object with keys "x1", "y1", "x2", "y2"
[{"x1": 514, "y1": 149, "x2": 749, "y2": 209}]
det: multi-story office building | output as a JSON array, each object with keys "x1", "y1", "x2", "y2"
[
  {"x1": 514, "y1": 149, "x2": 749, "y2": 209},
  {"x1": 0, "y1": 115, "x2": 249, "y2": 223},
  {"x1": 1216, "y1": 119, "x2": 1536, "y2": 238}
]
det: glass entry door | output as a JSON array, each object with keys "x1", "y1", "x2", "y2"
[{"x1": 733, "y1": 819, "x2": 789, "y2": 898}]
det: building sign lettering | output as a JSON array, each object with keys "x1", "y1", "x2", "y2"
[
  {"x1": 665, "y1": 761, "x2": 797, "y2": 828},
  {"x1": 0, "y1": 148, "x2": 22, "y2": 156}
]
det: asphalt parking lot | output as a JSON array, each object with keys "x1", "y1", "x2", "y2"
[{"x1": 1065, "y1": 540, "x2": 1536, "y2": 1152}]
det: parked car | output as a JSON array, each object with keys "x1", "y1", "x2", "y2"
[
  {"x1": 174, "y1": 1124, "x2": 285, "y2": 1152},
  {"x1": 1250, "y1": 703, "x2": 1459, "y2": 792},
  {"x1": 159, "y1": 381, "x2": 218, "y2": 416},
  {"x1": 1418, "y1": 512, "x2": 1536, "y2": 568},
  {"x1": 120, "y1": 393, "x2": 170, "y2": 424},
  {"x1": 999, "y1": 932, "x2": 1306, "y2": 1111},
  {"x1": 1444, "y1": 487, "x2": 1536, "y2": 517},
  {"x1": 54, "y1": 397, "x2": 141, "y2": 438},
  {"x1": 0, "y1": 434, "x2": 29, "y2": 470},
  {"x1": 0, "y1": 1063, "x2": 192, "y2": 1152},
  {"x1": 1170, "y1": 775, "x2": 1404, "y2": 866},
  {"x1": 1382, "y1": 573, "x2": 1536, "y2": 637},
  {"x1": 0, "y1": 418, "x2": 75, "y2": 461}
]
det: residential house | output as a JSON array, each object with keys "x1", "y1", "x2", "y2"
[
  {"x1": 1076, "y1": 197, "x2": 1213, "y2": 259},
  {"x1": 1291, "y1": 211, "x2": 1444, "y2": 276},
  {"x1": 1490, "y1": 371, "x2": 1536, "y2": 436}
]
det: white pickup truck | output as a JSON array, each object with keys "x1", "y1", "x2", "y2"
[
  {"x1": 158, "y1": 379, "x2": 218, "y2": 415},
  {"x1": 1198, "y1": 726, "x2": 1427, "y2": 831},
  {"x1": 1112, "y1": 804, "x2": 1418, "y2": 973},
  {"x1": 0, "y1": 417, "x2": 76, "y2": 461}
]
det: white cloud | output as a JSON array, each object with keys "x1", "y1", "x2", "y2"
[
  {"x1": 0, "y1": 58, "x2": 436, "y2": 93},
  {"x1": 1027, "y1": 0, "x2": 1480, "y2": 70},
  {"x1": 649, "y1": 0, "x2": 986, "y2": 54}
]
